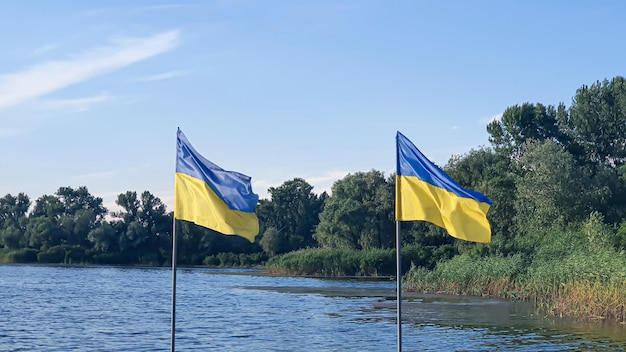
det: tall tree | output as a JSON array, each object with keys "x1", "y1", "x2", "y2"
[
  {"x1": 257, "y1": 178, "x2": 326, "y2": 254},
  {"x1": 55, "y1": 186, "x2": 108, "y2": 247},
  {"x1": 30, "y1": 195, "x2": 64, "y2": 219},
  {"x1": 56, "y1": 186, "x2": 108, "y2": 221},
  {"x1": 487, "y1": 102, "x2": 565, "y2": 158},
  {"x1": 514, "y1": 140, "x2": 597, "y2": 236},
  {"x1": 445, "y1": 147, "x2": 517, "y2": 239},
  {"x1": 25, "y1": 217, "x2": 63, "y2": 250},
  {"x1": 315, "y1": 170, "x2": 394, "y2": 250},
  {"x1": 0, "y1": 193, "x2": 30, "y2": 249},
  {"x1": 560, "y1": 77, "x2": 626, "y2": 166},
  {"x1": 111, "y1": 191, "x2": 171, "y2": 262}
]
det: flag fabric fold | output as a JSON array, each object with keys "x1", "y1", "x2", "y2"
[
  {"x1": 395, "y1": 131, "x2": 492, "y2": 243},
  {"x1": 174, "y1": 128, "x2": 259, "y2": 242}
]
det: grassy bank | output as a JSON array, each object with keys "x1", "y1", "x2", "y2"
[
  {"x1": 266, "y1": 248, "x2": 397, "y2": 277},
  {"x1": 265, "y1": 244, "x2": 455, "y2": 277},
  {"x1": 0, "y1": 247, "x2": 267, "y2": 268},
  {"x1": 404, "y1": 231, "x2": 626, "y2": 323}
]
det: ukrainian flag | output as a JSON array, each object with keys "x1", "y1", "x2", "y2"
[
  {"x1": 395, "y1": 131, "x2": 492, "y2": 243},
  {"x1": 174, "y1": 129, "x2": 259, "y2": 242}
]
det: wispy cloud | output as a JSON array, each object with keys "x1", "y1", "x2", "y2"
[
  {"x1": 42, "y1": 91, "x2": 115, "y2": 112},
  {"x1": 135, "y1": 4, "x2": 185, "y2": 12},
  {"x1": 305, "y1": 171, "x2": 349, "y2": 195},
  {"x1": 82, "y1": 8, "x2": 110, "y2": 18},
  {"x1": 72, "y1": 170, "x2": 116, "y2": 181},
  {"x1": 479, "y1": 113, "x2": 502, "y2": 124},
  {"x1": 156, "y1": 191, "x2": 175, "y2": 211},
  {"x1": 0, "y1": 30, "x2": 180, "y2": 109},
  {"x1": 334, "y1": 3, "x2": 361, "y2": 11},
  {"x1": 100, "y1": 189, "x2": 174, "y2": 215},
  {"x1": 32, "y1": 44, "x2": 58, "y2": 56},
  {"x1": 252, "y1": 179, "x2": 275, "y2": 199},
  {"x1": 140, "y1": 70, "x2": 188, "y2": 82},
  {"x1": 254, "y1": 171, "x2": 348, "y2": 200}
]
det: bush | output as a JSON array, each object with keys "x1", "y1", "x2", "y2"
[
  {"x1": 92, "y1": 253, "x2": 132, "y2": 265},
  {"x1": 37, "y1": 246, "x2": 66, "y2": 263},
  {"x1": 401, "y1": 244, "x2": 456, "y2": 270},
  {"x1": 405, "y1": 253, "x2": 526, "y2": 297},
  {"x1": 203, "y1": 252, "x2": 268, "y2": 267},
  {"x1": 266, "y1": 248, "x2": 397, "y2": 277},
  {"x1": 0, "y1": 248, "x2": 38, "y2": 263}
]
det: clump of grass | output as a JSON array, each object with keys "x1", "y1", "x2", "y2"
[
  {"x1": 551, "y1": 280, "x2": 625, "y2": 321},
  {"x1": 266, "y1": 248, "x2": 396, "y2": 277},
  {"x1": 404, "y1": 229, "x2": 626, "y2": 323},
  {"x1": 0, "y1": 248, "x2": 38, "y2": 263},
  {"x1": 266, "y1": 245, "x2": 456, "y2": 277},
  {"x1": 404, "y1": 253, "x2": 526, "y2": 298}
]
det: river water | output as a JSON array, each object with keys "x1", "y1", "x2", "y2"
[{"x1": 1, "y1": 265, "x2": 625, "y2": 351}]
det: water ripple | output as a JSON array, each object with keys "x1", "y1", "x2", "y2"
[{"x1": 1, "y1": 265, "x2": 625, "y2": 351}]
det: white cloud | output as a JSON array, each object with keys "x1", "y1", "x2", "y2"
[
  {"x1": 252, "y1": 179, "x2": 274, "y2": 199},
  {"x1": 305, "y1": 170, "x2": 349, "y2": 195},
  {"x1": 158, "y1": 191, "x2": 175, "y2": 212},
  {"x1": 42, "y1": 91, "x2": 115, "y2": 112},
  {"x1": 32, "y1": 44, "x2": 58, "y2": 56},
  {"x1": 135, "y1": 4, "x2": 185, "y2": 12},
  {"x1": 254, "y1": 171, "x2": 349, "y2": 200},
  {"x1": 98, "y1": 189, "x2": 174, "y2": 216},
  {"x1": 479, "y1": 113, "x2": 502, "y2": 124},
  {"x1": 72, "y1": 170, "x2": 116, "y2": 181},
  {"x1": 0, "y1": 30, "x2": 180, "y2": 109},
  {"x1": 140, "y1": 70, "x2": 188, "y2": 82}
]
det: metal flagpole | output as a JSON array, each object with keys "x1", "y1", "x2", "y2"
[
  {"x1": 396, "y1": 221, "x2": 402, "y2": 352},
  {"x1": 170, "y1": 216, "x2": 178, "y2": 351},
  {"x1": 395, "y1": 131, "x2": 403, "y2": 352}
]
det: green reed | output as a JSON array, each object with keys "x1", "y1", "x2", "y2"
[{"x1": 404, "y1": 230, "x2": 626, "y2": 323}]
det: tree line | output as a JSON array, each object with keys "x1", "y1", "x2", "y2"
[{"x1": 3, "y1": 76, "x2": 626, "y2": 267}]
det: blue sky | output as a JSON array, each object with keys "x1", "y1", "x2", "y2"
[{"x1": 1, "y1": 0, "x2": 625, "y2": 212}]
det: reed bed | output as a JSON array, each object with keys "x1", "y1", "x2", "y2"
[{"x1": 404, "y1": 232, "x2": 626, "y2": 323}]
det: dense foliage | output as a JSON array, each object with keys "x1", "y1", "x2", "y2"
[
  {"x1": 0, "y1": 187, "x2": 260, "y2": 265},
  {"x1": 3, "y1": 76, "x2": 626, "y2": 321}
]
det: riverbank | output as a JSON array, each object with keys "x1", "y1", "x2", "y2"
[
  {"x1": 262, "y1": 235, "x2": 626, "y2": 325},
  {"x1": 402, "y1": 246, "x2": 626, "y2": 324}
]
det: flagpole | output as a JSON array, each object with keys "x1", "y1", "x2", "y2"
[
  {"x1": 396, "y1": 221, "x2": 402, "y2": 352},
  {"x1": 170, "y1": 215, "x2": 178, "y2": 351}
]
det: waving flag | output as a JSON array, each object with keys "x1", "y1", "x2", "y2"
[
  {"x1": 395, "y1": 131, "x2": 492, "y2": 243},
  {"x1": 174, "y1": 129, "x2": 259, "y2": 242}
]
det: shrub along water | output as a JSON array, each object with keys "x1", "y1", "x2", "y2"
[
  {"x1": 265, "y1": 244, "x2": 456, "y2": 277},
  {"x1": 266, "y1": 248, "x2": 397, "y2": 277},
  {"x1": 404, "y1": 230, "x2": 626, "y2": 323}
]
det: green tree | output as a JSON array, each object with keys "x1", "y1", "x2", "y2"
[
  {"x1": 30, "y1": 194, "x2": 64, "y2": 219},
  {"x1": 514, "y1": 140, "x2": 595, "y2": 235},
  {"x1": 444, "y1": 147, "x2": 517, "y2": 240},
  {"x1": 258, "y1": 226, "x2": 287, "y2": 256},
  {"x1": 87, "y1": 222, "x2": 117, "y2": 253},
  {"x1": 257, "y1": 178, "x2": 326, "y2": 254},
  {"x1": 487, "y1": 102, "x2": 565, "y2": 157},
  {"x1": 176, "y1": 220, "x2": 258, "y2": 265},
  {"x1": 315, "y1": 170, "x2": 394, "y2": 250},
  {"x1": 26, "y1": 217, "x2": 63, "y2": 250},
  {"x1": 53, "y1": 186, "x2": 108, "y2": 247},
  {"x1": 559, "y1": 77, "x2": 626, "y2": 166},
  {"x1": 56, "y1": 186, "x2": 108, "y2": 221},
  {"x1": 0, "y1": 193, "x2": 30, "y2": 249},
  {"x1": 113, "y1": 191, "x2": 171, "y2": 261},
  {"x1": 27, "y1": 195, "x2": 66, "y2": 250}
]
